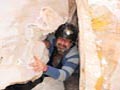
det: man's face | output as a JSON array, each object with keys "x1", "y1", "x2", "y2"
[{"x1": 56, "y1": 37, "x2": 72, "y2": 53}]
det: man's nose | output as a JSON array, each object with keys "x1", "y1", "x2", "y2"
[{"x1": 60, "y1": 40, "x2": 65, "y2": 45}]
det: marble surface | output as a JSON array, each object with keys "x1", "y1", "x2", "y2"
[
  {"x1": 76, "y1": 0, "x2": 120, "y2": 90},
  {"x1": 0, "y1": 0, "x2": 68, "y2": 89}
]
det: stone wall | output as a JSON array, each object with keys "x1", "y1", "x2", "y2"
[{"x1": 76, "y1": 0, "x2": 120, "y2": 90}]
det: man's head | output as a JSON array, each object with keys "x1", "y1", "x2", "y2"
[{"x1": 55, "y1": 23, "x2": 78, "y2": 53}]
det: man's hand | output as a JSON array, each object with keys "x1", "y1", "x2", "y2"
[{"x1": 30, "y1": 56, "x2": 48, "y2": 72}]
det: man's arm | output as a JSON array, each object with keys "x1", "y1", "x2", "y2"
[{"x1": 44, "y1": 54, "x2": 79, "y2": 81}]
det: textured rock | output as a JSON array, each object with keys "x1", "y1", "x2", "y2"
[
  {"x1": 0, "y1": 0, "x2": 68, "y2": 89},
  {"x1": 76, "y1": 0, "x2": 120, "y2": 90}
]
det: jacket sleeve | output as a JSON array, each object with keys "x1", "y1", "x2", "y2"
[{"x1": 44, "y1": 51, "x2": 79, "y2": 81}]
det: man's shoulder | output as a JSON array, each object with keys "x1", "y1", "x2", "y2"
[
  {"x1": 69, "y1": 45, "x2": 79, "y2": 54},
  {"x1": 46, "y1": 33, "x2": 56, "y2": 44},
  {"x1": 65, "y1": 45, "x2": 79, "y2": 58}
]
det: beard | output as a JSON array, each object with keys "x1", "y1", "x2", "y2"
[{"x1": 56, "y1": 44, "x2": 69, "y2": 54}]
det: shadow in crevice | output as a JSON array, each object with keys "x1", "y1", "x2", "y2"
[{"x1": 64, "y1": 67, "x2": 79, "y2": 90}]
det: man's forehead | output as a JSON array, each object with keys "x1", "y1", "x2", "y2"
[{"x1": 57, "y1": 37, "x2": 71, "y2": 41}]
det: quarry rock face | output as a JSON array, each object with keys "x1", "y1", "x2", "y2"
[
  {"x1": 0, "y1": 0, "x2": 68, "y2": 89},
  {"x1": 1, "y1": 0, "x2": 120, "y2": 90},
  {"x1": 76, "y1": 0, "x2": 120, "y2": 90}
]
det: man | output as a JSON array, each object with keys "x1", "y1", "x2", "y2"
[{"x1": 31, "y1": 23, "x2": 79, "y2": 90}]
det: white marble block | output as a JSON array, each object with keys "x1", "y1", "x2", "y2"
[
  {"x1": 76, "y1": 0, "x2": 120, "y2": 90},
  {"x1": 0, "y1": 0, "x2": 68, "y2": 89}
]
